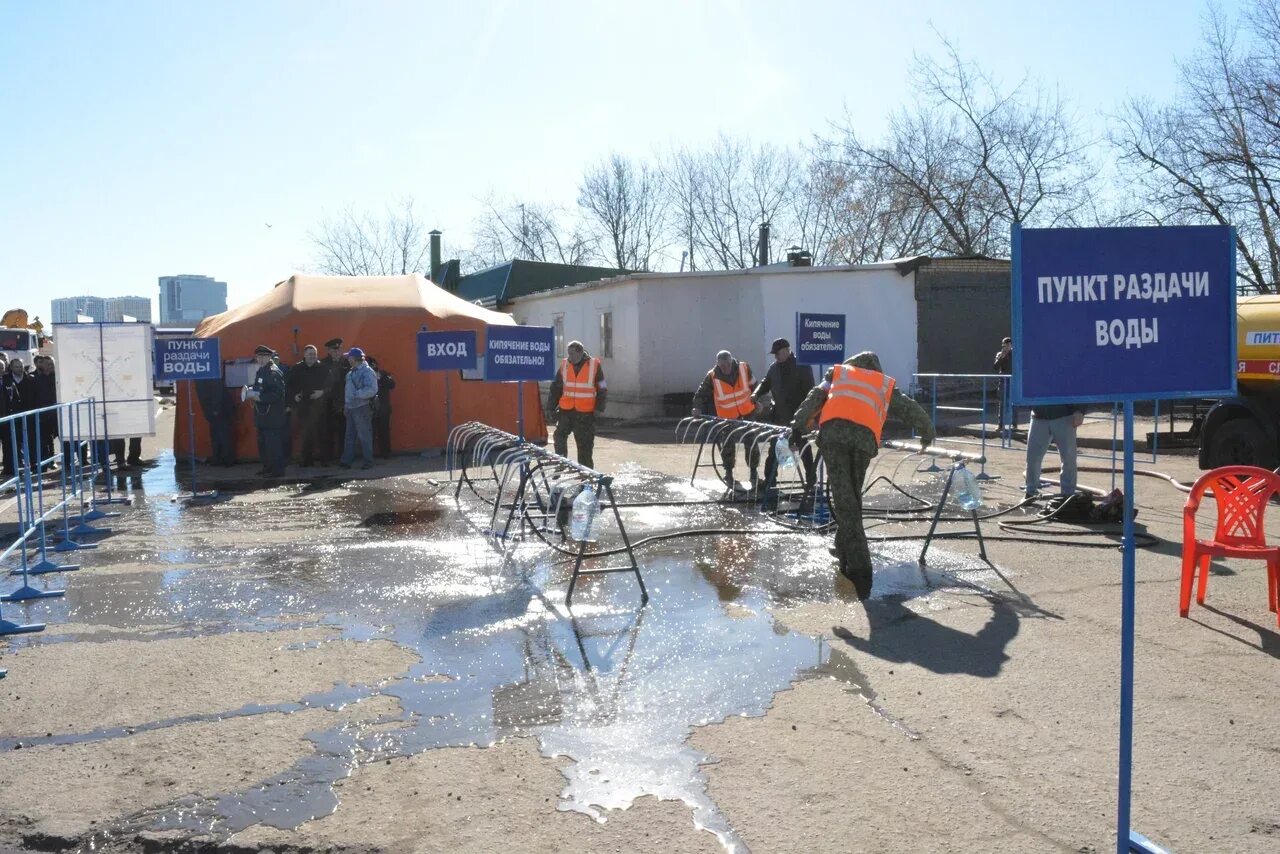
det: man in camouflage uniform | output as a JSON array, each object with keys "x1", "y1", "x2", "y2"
[{"x1": 790, "y1": 351, "x2": 935, "y2": 600}]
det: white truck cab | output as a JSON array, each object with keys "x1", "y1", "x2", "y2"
[{"x1": 0, "y1": 328, "x2": 39, "y2": 368}]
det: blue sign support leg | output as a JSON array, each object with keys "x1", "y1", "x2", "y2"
[
  {"x1": 188, "y1": 379, "x2": 198, "y2": 497},
  {"x1": 517, "y1": 380, "x2": 525, "y2": 441}
]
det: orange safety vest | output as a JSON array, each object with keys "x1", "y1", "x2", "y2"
[
  {"x1": 819, "y1": 364, "x2": 895, "y2": 441},
  {"x1": 558, "y1": 357, "x2": 600, "y2": 412},
  {"x1": 712, "y1": 361, "x2": 754, "y2": 419}
]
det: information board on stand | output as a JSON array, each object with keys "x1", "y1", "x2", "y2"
[
  {"x1": 794, "y1": 313, "x2": 846, "y2": 365},
  {"x1": 154, "y1": 337, "x2": 223, "y2": 499},
  {"x1": 1011, "y1": 224, "x2": 1236, "y2": 854},
  {"x1": 485, "y1": 325, "x2": 555, "y2": 440}
]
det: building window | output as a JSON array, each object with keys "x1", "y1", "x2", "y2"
[
  {"x1": 553, "y1": 314, "x2": 565, "y2": 358},
  {"x1": 599, "y1": 311, "x2": 613, "y2": 358}
]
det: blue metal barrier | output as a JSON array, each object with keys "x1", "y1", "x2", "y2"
[{"x1": 0, "y1": 397, "x2": 108, "y2": 641}]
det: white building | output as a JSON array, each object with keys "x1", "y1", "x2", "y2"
[
  {"x1": 105, "y1": 296, "x2": 153, "y2": 322},
  {"x1": 506, "y1": 261, "x2": 922, "y2": 419},
  {"x1": 51, "y1": 296, "x2": 107, "y2": 324},
  {"x1": 159, "y1": 274, "x2": 227, "y2": 324}
]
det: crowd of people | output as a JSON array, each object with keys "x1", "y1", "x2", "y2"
[{"x1": 198, "y1": 338, "x2": 395, "y2": 480}]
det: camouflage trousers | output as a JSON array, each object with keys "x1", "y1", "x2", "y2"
[
  {"x1": 554, "y1": 410, "x2": 596, "y2": 469},
  {"x1": 819, "y1": 432, "x2": 873, "y2": 599}
]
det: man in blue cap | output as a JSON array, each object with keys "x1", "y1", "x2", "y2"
[
  {"x1": 244, "y1": 345, "x2": 287, "y2": 478},
  {"x1": 339, "y1": 346, "x2": 378, "y2": 469}
]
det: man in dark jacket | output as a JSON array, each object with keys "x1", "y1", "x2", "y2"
[
  {"x1": 751, "y1": 338, "x2": 816, "y2": 502},
  {"x1": 32, "y1": 355, "x2": 59, "y2": 468},
  {"x1": 993, "y1": 337, "x2": 1016, "y2": 434},
  {"x1": 1, "y1": 359, "x2": 34, "y2": 476},
  {"x1": 195, "y1": 377, "x2": 236, "y2": 467},
  {"x1": 245, "y1": 345, "x2": 288, "y2": 478},
  {"x1": 286, "y1": 345, "x2": 330, "y2": 467},
  {"x1": 367, "y1": 356, "x2": 396, "y2": 459},
  {"x1": 320, "y1": 338, "x2": 348, "y2": 464}
]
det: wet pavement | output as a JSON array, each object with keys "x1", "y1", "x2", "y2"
[{"x1": 1, "y1": 451, "x2": 1009, "y2": 851}]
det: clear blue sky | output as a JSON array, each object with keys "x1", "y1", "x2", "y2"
[{"x1": 0, "y1": 0, "x2": 1239, "y2": 322}]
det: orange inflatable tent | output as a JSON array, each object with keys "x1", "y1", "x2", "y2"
[{"x1": 174, "y1": 273, "x2": 547, "y2": 460}]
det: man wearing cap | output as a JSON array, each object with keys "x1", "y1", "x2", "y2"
[
  {"x1": 790, "y1": 351, "x2": 935, "y2": 600},
  {"x1": 692, "y1": 349, "x2": 761, "y2": 491},
  {"x1": 320, "y1": 338, "x2": 347, "y2": 464},
  {"x1": 545, "y1": 340, "x2": 606, "y2": 468},
  {"x1": 751, "y1": 338, "x2": 816, "y2": 505},
  {"x1": 244, "y1": 345, "x2": 288, "y2": 478},
  {"x1": 339, "y1": 347, "x2": 378, "y2": 470}
]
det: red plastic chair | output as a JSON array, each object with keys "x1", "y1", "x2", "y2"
[{"x1": 1181, "y1": 465, "x2": 1280, "y2": 626}]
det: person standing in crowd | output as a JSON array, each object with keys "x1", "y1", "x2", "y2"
[
  {"x1": 693, "y1": 349, "x2": 760, "y2": 491},
  {"x1": 790, "y1": 351, "x2": 935, "y2": 600},
  {"x1": 286, "y1": 345, "x2": 330, "y2": 467},
  {"x1": 1025, "y1": 403, "x2": 1086, "y2": 499},
  {"x1": 1, "y1": 358, "x2": 34, "y2": 477},
  {"x1": 244, "y1": 345, "x2": 287, "y2": 479},
  {"x1": 32, "y1": 355, "x2": 58, "y2": 469},
  {"x1": 195, "y1": 377, "x2": 236, "y2": 467},
  {"x1": 751, "y1": 338, "x2": 816, "y2": 506},
  {"x1": 993, "y1": 336, "x2": 1016, "y2": 435},
  {"x1": 321, "y1": 338, "x2": 348, "y2": 464},
  {"x1": 367, "y1": 356, "x2": 396, "y2": 459},
  {"x1": 546, "y1": 340, "x2": 606, "y2": 468},
  {"x1": 339, "y1": 347, "x2": 377, "y2": 470}
]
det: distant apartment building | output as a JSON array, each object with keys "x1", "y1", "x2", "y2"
[
  {"x1": 50, "y1": 296, "x2": 107, "y2": 324},
  {"x1": 50, "y1": 295, "x2": 153, "y2": 324},
  {"x1": 158, "y1": 274, "x2": 228, "y2": 324},
  {"x1": 105, "y1": 296, "x2": 153, "y2": 322}
]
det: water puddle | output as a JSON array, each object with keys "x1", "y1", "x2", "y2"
[{"x1": 2, "y1": 452, "x2": 1005, "y2": 851}]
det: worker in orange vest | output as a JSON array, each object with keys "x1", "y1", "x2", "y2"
[
  {"x1": 790, "y1": 351, "x2": 935, "y2": 599},
  {"x1": 546, "y1": 340, "x2": 607, "y2": 468},
  {"x1": 692, "y1": 349, "x2": 763, "y2": 491}
]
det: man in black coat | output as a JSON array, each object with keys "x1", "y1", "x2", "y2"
[
  {"x1": 319, "y1": 337, "x2": 348, "y2": 464},
  {"x1": 32, "y1": 355, "x2": 59, "y2": 468},
  {"x1": 367, "y1": 356, "x2": 396, "y2": 459},
  {"x1": 1, "y1": 359, "x2": 35, "y2": 476},
  {"x1": 751, "y1": 338, "x2": 817, "y2": 506},
  {"x1": 286, "y1": 345, "x2": 331, "y2": 467}
]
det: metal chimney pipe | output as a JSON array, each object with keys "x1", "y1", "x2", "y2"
[
  {"x1": 429, "y1": 230, "x2": 443, "y2": 282},
  {"x1": 757, "y1": 222, "x2": 771, "y2": 267}
]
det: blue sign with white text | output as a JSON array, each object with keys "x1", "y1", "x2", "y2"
[
  {"x1": 484, "y1": 324, "x2": 556, "y2": 382},
  {"x1": 417, "y1": 330, "x2": 477, "y2": 371},
  {"x1": 795, "y1": 313, "x2": 846, "y2": 365},
  {"x1": 154, "y1": 337, "x2": 222, "y2": 381},
  {"x1": 1012, "y1": 225, "x2": 1236, "y2": 404}
]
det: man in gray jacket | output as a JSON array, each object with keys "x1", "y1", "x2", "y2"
[{"x1": 339, "y1": 347, "x2": 378, "y2": 470}]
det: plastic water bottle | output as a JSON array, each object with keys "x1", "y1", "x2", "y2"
[
  {"x1": 950, "y1": 466, "x2": 982, "y2": 511},
  {"x1": 774, "y1": 440, "x2": 796, "y2": 471},
  {"x1": 568, "y1": 484, "x2": 599, "y2": 541}
]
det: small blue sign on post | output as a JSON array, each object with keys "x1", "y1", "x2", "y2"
[
  {"x1": 484, "y1": 324, "x2": 556, "y2": 382},
  {"x1": 417, "y1": 330, "x2": 477, "y2": 371},
  {"x1": 1012, "y1": 223, "x2": 1235, "y2": 854},
  {"x1": 794, "y1": 313, "x2": 846, "y2": 365},
  {"x1": 154, "y1": 337, "x2": 222, "y2": 382}
]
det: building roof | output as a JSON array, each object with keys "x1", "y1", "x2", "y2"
[
  {"x1": 454, "y1": 259, "x2": 629, "y2": 305},
  {"x1": 506, "y1": 256, "x2": 940, "y2": 305}
]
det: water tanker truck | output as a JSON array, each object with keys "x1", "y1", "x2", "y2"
[{"x1": 1201, "y1": 294, "x2": 1280, "y2": 469}]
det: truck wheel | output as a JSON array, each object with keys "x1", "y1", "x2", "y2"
[{"x1": 1208, "y1": 418, "x2": 1276, "y2": 469}]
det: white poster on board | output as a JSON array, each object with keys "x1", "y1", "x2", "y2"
[{"x1": 53, "y1": 323, "x2": 156, "y2": 437}]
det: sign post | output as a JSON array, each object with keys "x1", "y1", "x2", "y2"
[
  {"x1": 418, "y1": 329, "x2": 479, "y2": 439},
  {"x1": 483, "y1": 324, "x2": 556, "y2": 441},
  {"x1": 154, "y1": 337, "x2": 222, "y2": 498},
  {"x1": 1012, "y1": 224, "x2": 1236, "y2": 854},
  {"x1": 795, "y1": 312, "x2": 846, "y2": 366}
]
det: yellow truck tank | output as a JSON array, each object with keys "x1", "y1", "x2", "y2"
[{"x1": 1237, "y1": 294, "x2": 1280, "y2": 386}]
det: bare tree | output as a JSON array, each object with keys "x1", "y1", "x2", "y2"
[
  {"x1": 1113, "y1": 1, "x2": 1280, "y2": 293},
  {"x1": 822, "y1": 37, "x2": 1094, "y2": 259},
  {"x1": 469, "y1": 198, "x2": 597, "y2": 269},
  {"x1": 578, "y1": 154, "x2": 668, "y2": 271},
  {"x1": 308, "y1": 198, "x2": 432, "y2": 276}
]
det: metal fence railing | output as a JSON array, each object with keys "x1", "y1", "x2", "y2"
[{"x1": 0, "y1": 398, "x2": 121, "y2": 676}]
